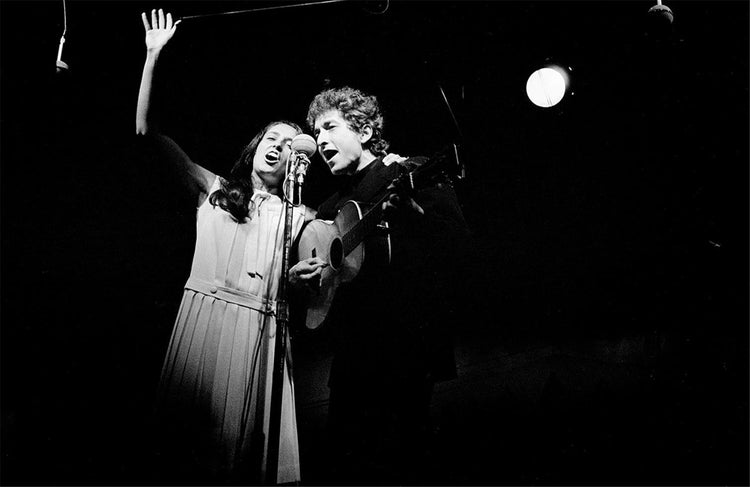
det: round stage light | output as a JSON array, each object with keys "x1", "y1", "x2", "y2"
[{"x1": 526, "y1": 67, "x2": 567, "y2": 108}]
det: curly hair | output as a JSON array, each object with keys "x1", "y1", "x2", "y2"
[
  {"x1": 209, "y1": 120, "x2": 302, "y2": 223},
  {"x1": 306, "y1": 86, "x2": 389, "y2": 156}
]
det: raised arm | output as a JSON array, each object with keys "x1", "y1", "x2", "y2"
[{"x1": 136, "y1": 8, "x2": 215, "y2": 205}]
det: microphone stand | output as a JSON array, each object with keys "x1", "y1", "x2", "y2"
[{"x1": 265, "y1": 151, "x2": 306, "y2": 484}]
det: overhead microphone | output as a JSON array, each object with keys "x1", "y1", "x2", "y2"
[
  {"x1": 56, "y1": 0, "x2": 69, "y2": 73},
  {"x1": 56, "y1": 36, "x2": 69, "y2": 73},
  {"x1": 648, "y1": 0, "x2": 674, "y2": 25}
]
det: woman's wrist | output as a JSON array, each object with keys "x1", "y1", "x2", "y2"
[{"x1": 145, "y1": 47, "x2": 163, "y2": 60}]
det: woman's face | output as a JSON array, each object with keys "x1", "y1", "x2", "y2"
[{"x1": 252, "y1": 123, "x2": 299, "y2": 190}]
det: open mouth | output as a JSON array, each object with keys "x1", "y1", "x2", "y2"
[
  {"x1": 264, "y1": 150, "x2": 280, "y2": 165},
  {"x1": 322, "y1": 149, "x2": 338, "y2": 163}
]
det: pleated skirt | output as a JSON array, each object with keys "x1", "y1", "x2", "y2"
[{"x1": 157, "y1": 288, "x2": 300, "y2": 484}]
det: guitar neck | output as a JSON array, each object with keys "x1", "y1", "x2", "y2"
[
  {"x1": 337, "y1": 148, "x2": 454, "y2": 257},
  {"x1": 340, "y1": 192, "x2": 390, "y2": 256}
]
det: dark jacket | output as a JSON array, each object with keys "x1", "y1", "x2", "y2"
[{"x1": 318, "y1": 156, "x2": 469, "y2": 386}]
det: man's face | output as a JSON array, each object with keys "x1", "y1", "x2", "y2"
[{"x1": 313, "y1": 110, "x2": 370, "y2": 176}]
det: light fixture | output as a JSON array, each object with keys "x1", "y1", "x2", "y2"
[{"x1": 526, "y1": 66, "x2": 569, "y2": 108}]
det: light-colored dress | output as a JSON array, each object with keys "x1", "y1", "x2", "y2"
[{"x1": 158, "y1": 177, "x2": 306, "y2": 483}]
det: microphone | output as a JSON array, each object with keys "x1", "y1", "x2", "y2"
[
  {"x1": 56, "y1": 0, "x2": 69, "y2": 74},
  {"x1": 648, "y1": 1, "x2": 673, "y2": 27},
  {"x1": 290, "y1": 134, "x2": 317, "y2": 159},
  {"x1": 56, "y1": 35, "x2": 69, "y2": 73},
  {"x1": 290, "y1": 134, "x2": 317, "y2": 184}
]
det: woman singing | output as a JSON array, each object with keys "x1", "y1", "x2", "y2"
[{"x1": 135, "y1": 9, "x2": 324, "y2": 483}]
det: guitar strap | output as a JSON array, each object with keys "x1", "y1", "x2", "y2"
[
  {"x1": 318, "y1": 156, "x2": 395, "y2": 218},
  {"x1": 350, "y1": 158, "x2": 401, "y2": 203},
  {"x1": 317, "y1": 154, "x2": 433, "y2": 219},
  {"x1": 348, "y1": 155, "x2": 433, "y2": 204}
]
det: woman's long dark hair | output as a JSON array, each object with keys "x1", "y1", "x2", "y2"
[{"x1": 209, "y1": 120, "x2": 302, "y2": 223}]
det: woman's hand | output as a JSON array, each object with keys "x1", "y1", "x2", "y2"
[
  {"x1": 289, "y1": 257, "x2": 328, "y2": 289},
  {"x1": 141, "y1": 8, "x2": 180, "y2": 52}
]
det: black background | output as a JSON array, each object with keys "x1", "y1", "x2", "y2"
[{"x1": 1, "y1": 1, "x2": 748, "y2": 485}]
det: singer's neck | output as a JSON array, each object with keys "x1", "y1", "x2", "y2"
[
  {"x1": 252, "y1": 172, "x2": 280, "y2": 196},
  {"x1": 354, "y1": 150, "x2": 377, "y2": 174}
]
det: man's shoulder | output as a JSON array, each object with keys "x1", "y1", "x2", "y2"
[
  {"x1": 396, "y1": 155, "x2": 429, "y2": 171},
  {"x1": 381, "y1": 153, "x2": 428, "y2": 167}
]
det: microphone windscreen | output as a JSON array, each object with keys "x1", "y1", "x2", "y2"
[
  {"x1": 291, "y1": 134, "x2": 317, "y2": 158},
  {"x1": 648, "y1": 4, "x2": 674, "y2": 24}
]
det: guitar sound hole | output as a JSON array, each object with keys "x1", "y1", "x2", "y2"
[{"x1": 330, "y1": 237, "x2": 343, "y2": 271}]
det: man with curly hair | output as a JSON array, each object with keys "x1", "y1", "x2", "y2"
[{"x1": 291, "y1": 86, "x2": 468, "y2": 483}]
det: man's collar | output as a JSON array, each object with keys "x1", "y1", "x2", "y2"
[{"x1": 335, "y1": 155, "x2": 384, "y2": 190}]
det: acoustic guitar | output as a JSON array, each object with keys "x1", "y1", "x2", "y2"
[{"x1": 295, "y1": 145, "x2": 461, "y2": 329}]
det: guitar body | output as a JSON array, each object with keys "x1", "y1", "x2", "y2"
[
  {"x1": 296, "y1": 147, "x2": 460, "y2": 329},
  {"x1": 297, "y1": 200, "x2": 391, "y2": 329}
]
